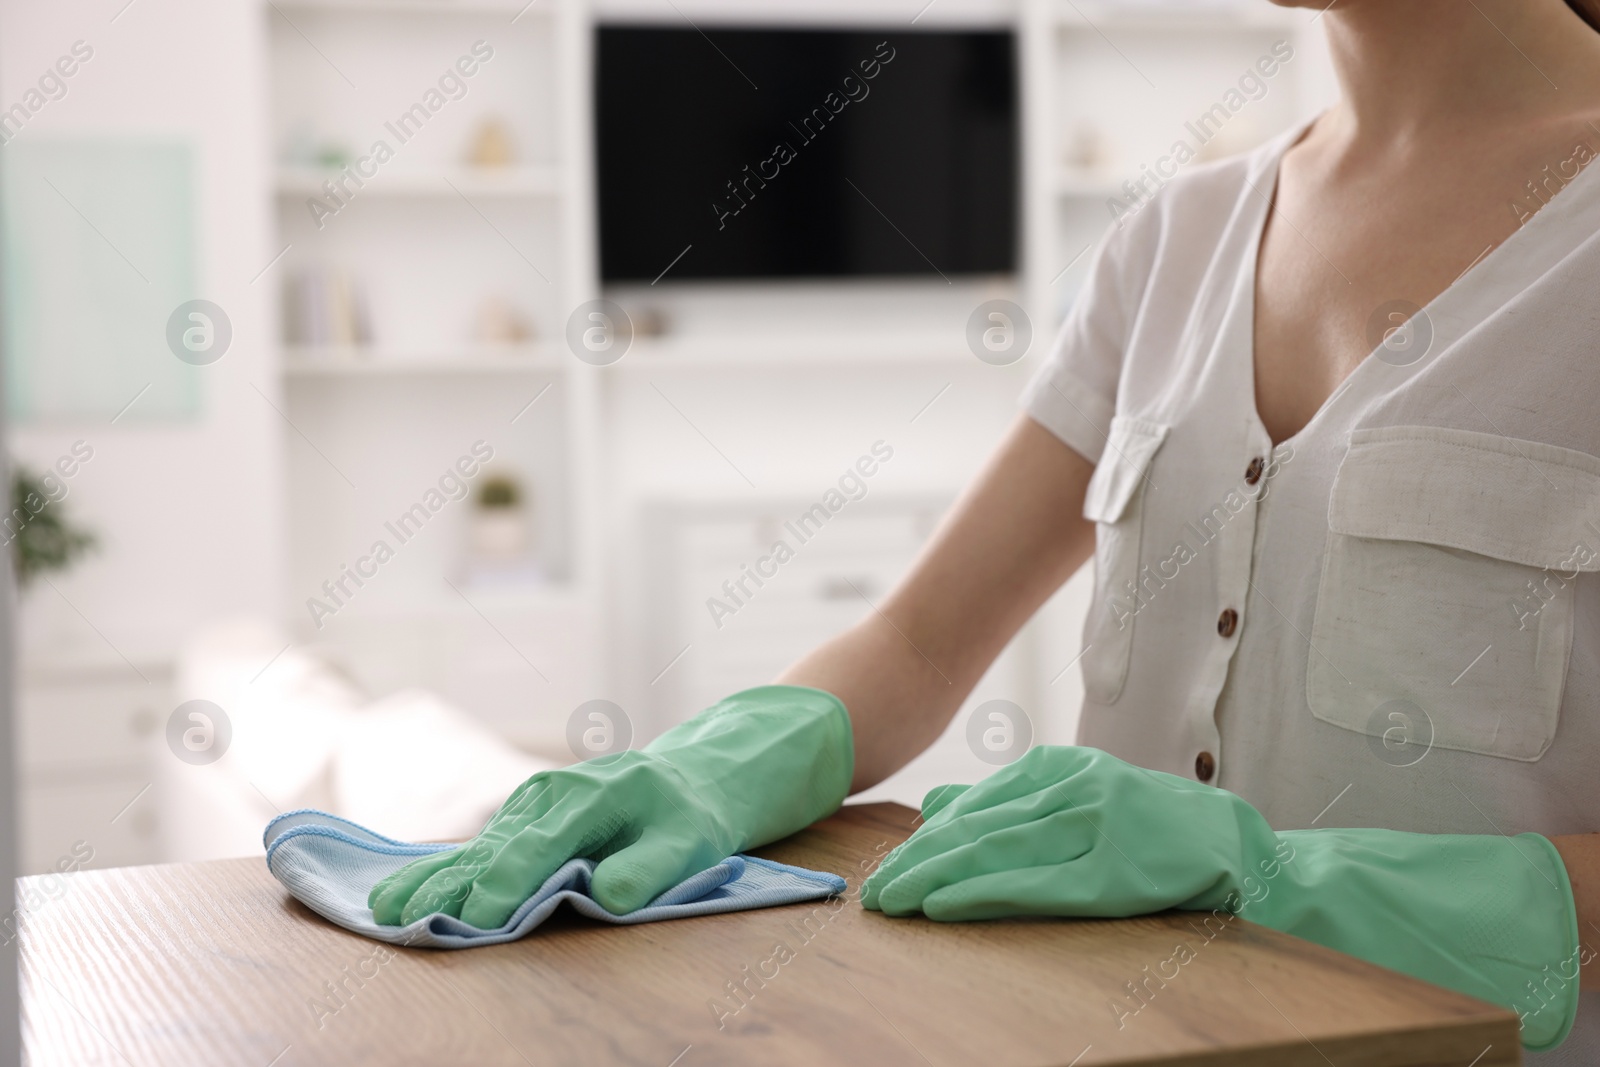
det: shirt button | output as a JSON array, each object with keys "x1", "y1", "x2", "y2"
[
  {"x1": 1195, "y1": 751, "x2": 1216, "y2": 782},
  {"x1": 1217, "y1": 608, "x2": 1238, "y2": 637},
  {"x1": 1244, "y1": 456, "x2": 1265, "y2": 485}
]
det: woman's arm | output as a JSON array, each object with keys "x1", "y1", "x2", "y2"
[
  {"x1": 778, "y1": 413, "x2": 1097, "y2": 793},
  {"x1": 1552, "y1": 834, "x2": 1600, "y2": 989},
  {"x1": 373, "y1": 413, "x2": 1095, "y2": 923}
]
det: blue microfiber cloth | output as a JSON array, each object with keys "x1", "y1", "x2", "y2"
[{"x1": 264, "y1": 809, "x2": 847, "y2": 949}]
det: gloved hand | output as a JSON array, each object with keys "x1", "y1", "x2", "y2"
[
  {"x1": 863, "y1": 746, "x2": 1580, "y2": 1052},
  {"x1": 369, "y1": 685, "x2": 852, "y2": 928}
]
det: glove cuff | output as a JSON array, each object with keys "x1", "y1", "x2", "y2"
[
  {"x1": 1514, "y1": 833, "x2": 1581, "y2": 1052},
  {"x1": 1269, "y1": 828, "x2": 1581, "y2": 1052}
]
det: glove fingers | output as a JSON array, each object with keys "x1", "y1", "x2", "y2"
[
  {"x1": 863, "y1": 787, "x2": 1070, "y2": 910},
  {"x1": 478, "y1": 776, "x2": 556, "y2": 840},
  {"x1": 937, "y1": 747, "x2": 1098, "y2": 819},
  {"x1": 914, "y1": 813, "x2": 1228, "y2": 921},
  {"x1": 870, "y1": 810, "x2": 1094, "y2": 916},
  {"x1": 455, "y1": 806, "x2": 634, "y2": 929},
  {"x1": 920, "y1": 850, "x2": 1190, "y2": 921},
  {"x1": 920, "y1": 864, "x2": 1090, "y2": 921},
  {"x1": 371, "y1": 775, "x2": 557, "y2": 924},
  {"x1": 368, "y1": 849, "x2": 466, "y2": 924},
  {"x1": 393, "y1": 834, "x2": 503, "y2": 926},
  {"x1": 919, "y1": 783, "x2": 971, "y2": 821},
  {"x1": 591, "y1": 825, "x2": 718, "y2": 915}
]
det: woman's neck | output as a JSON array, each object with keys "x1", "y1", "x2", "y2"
[{"x1": 1318, "y1": 0, "x2": 1600, "y2": 142}]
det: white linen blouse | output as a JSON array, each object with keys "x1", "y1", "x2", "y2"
[{"x1": 1023, "y1": 121, "x2": 1600, "y2": 1061}]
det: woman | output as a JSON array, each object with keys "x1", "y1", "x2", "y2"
[{"x1": 374, "y1": 0, "x2": 1600, "y2": 1056}]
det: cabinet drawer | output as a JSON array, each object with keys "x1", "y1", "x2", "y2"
[{"x1": 19, "y1": 679, "x2": 166, "y2": 773}]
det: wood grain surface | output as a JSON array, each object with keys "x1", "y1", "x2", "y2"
[{"x1": 19, "y1": 802, "x2": 1521, "y2": 1066}]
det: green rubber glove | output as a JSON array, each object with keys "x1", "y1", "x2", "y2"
[
  {"x1": 369, "y1": 685, "x2": 852, "y2": 927},
  {"x1": 862, "y1": 746, "x2": 1581, "y2": 1051}
]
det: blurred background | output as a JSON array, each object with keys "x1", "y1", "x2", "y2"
[{"x1": 0, "y1": 0, "x2": 1333, "y2": 874}]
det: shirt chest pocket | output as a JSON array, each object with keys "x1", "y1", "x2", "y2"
[
  {"x1": 1308, "y1": 425, "x2": 1600, "y2": 762},
  {"x1": 1080, "y1": 416, "x2": 1168, "y2": 705}
]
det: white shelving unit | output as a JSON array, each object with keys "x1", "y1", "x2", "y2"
[
  {"x1": 273, "y1": 0, "x2": 551, "y2": 11},
  {"x1": 1023, "y1": 0, "x2": 1332, "y2": 326},
  {"x1": 282, "y1": 343, "x2": 563, "y2": 375},
  {"x1": 276, "y1": 164, "x2": 564, "y2": 198},
  {"x1": 265, "y1": 0, "x2": 603, "y2": 750},
  {"x1": 262, "y1": 0, "x2": 1331, "y2": 753}
]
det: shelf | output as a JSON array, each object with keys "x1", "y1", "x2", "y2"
[
  {"x1": 1052, "y1": 3, "x2": 1304, "y2": 31},
  {"x1": 275, "y1": 165, "x2": 563, "y2": 199},
  {"x1": 271, "y1": 0, "x2": 555, "y2": 14},
  {"x1": 319, "y1": 580, "x2": 586, "y2": 620},
  {"x1": 613, "y1": 333, "x2": 982, "y2": 370},
  {"x1": 283, "y1": 333, "x2": 1006, "y2": 376},
  {"x1": 1056, "y1": 171, "x2": 1121, "y2": 198},
  {"x1": 283, "y1": 344, "x2": 564, "y2": 376}
]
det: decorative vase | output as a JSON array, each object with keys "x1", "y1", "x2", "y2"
[{"x1": 470, "y1": 508, "x2": 527, "y2": 562}]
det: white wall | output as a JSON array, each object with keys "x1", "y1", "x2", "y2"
[{"x1": 2, "y1": 0, "x2": 284, "y2": 670}]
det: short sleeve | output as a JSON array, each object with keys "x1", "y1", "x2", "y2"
[{"x1": 1020, "y1": 217, "x2": 1153, "y2": 466}]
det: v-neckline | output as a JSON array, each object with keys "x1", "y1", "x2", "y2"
[{"x1": 1234, "y1": 114, "x2": 1600, "y2": 451}]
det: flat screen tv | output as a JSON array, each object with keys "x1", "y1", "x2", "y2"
[{"x1": 595, "y1": 25, "x2": 1019, "y2": 284}]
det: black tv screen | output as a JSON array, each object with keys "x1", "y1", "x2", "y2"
[{"x1": 595, "y1": 26, "x2": 1019, "y2": 283}]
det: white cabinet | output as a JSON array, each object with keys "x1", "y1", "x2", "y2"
[
  {"x1": 641, "y1": 495, "x2": 1064, "y2": 808},
  {"x1": 267, "y1": 0, "x2": 607, "y2": 731},
  {"x1": 16, "y1": 662, "x2": 170, "y2": 874},
  {"x1": 643, "y1": 498, "x2": 947, "y2": 720}
]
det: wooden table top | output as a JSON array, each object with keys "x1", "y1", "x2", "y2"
[{"x1": 20, "y1": 802, "x2": 1520, "y2": 1066}]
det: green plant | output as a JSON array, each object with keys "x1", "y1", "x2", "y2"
[
  {"x1": 477, "y1": 475, "x2": 521, "y2": 509},
  {"x1": 7, "y1": 467, "x2": 95, "y2": 587}
]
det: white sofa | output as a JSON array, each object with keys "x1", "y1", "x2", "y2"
[{"x1": 156, "y1": 619, "x2": 554, "y2": 861}]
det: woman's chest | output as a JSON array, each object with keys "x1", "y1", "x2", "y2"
[{"x1": 1249, "y1": 131, "x2": 1596, "y2": 445}]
